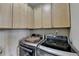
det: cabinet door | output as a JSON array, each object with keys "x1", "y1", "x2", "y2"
[
  {"x1": 42, "y1": 4, "x2": 52, "y2": 28},
  {"x1": 34, "y1": 6, "x2": 42, "y2": 28},
  {"x1": 0, "y1": 4, "x2": 12, "y2": 28},
  {"x1": 13, "y1": 4, "x2": 28, "y2": 28},
  {"x1": 27, "y1": 6, "x2": 33, "y2": 28},
  {"x1": 53, "y1": 3, "x2": 70, "y2": 27}
]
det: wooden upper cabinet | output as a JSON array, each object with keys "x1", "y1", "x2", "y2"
[
  {"x1": 52, "y1": 3, "x2": 70, "y2": 27},
  {"x1": 42, "y1": 4, "x2": 52, "y2": 28},
  {"x1": 34, "y1": 5, "x2": 42, "y2": 28},
  {"x1": 0, "y1": 4, "x2": 12, "y2": 28},
  {"x1": 0, "y1": 3, "x2": 70, "y2": 29},
  {"x1": 26, "y1": 6, "x2": 33, "y2": 28},
  {"x1": 13, "y1": 4, "x2": 33, "y2": 28},
  {"x1": 13, "y1": 4, "x2": 28, "y2": 28}
]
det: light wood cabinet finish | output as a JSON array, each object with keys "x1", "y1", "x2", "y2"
[
  {"x1": 34, "y1": 6, "x2": 42, "y2": 28},
  {"x1": 42, "y1": 4, "x2": 52, "y2": 28},
  {"x1": 13, "y1": 4, "x2": 33, "y2": 28},
  {"x1": 0, "y1": 4, "x2": 12, "y2": 28},
  {"x1": 52, "y1": 3, "x2": 70, "y2": 27},
  {"x1": 13, "y1": 4, "x2": 28, "y2": 28},
  {"x1": 0, "y1": 3, "x2": 70, "y2": 29},
  {"x1": 26, "y1": 6, "x2": 33, "y2": 28}
]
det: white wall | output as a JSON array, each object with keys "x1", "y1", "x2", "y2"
[
  {"x1": 30, "y1": 29, "x2": 69, "y2": 36},
  {"x1": 0, "y1": 30, "x2": 30, "y2": 56},
  {"x1": 70, "y1": 3, "x2": 79, "y2": 51},
  {"x1": 0, "y1": 30, "x2": 10, "y2": 56},
  {"x1": 8, "y1": 30, "x2": 30, "y2": 56}
]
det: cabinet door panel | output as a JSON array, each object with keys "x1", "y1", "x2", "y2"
[
  {"x1": 34, "y1": 6, "x2": 42, "y2": 28},
  {"x1": 42, "y1": 4, "x2": 52, "y2": 28},
  {"x1": 13, "y1": 4, "x2": 28, "y2": 28},
  {"x1": 0, "y1": 4, "x2": 12, "y2": 28},
  {"x1": 53, "y1": 3, "x2": 70, "y2": 27},
  {"x1": 27, "y1": 6, "x2": 33, "y2": 28}
]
